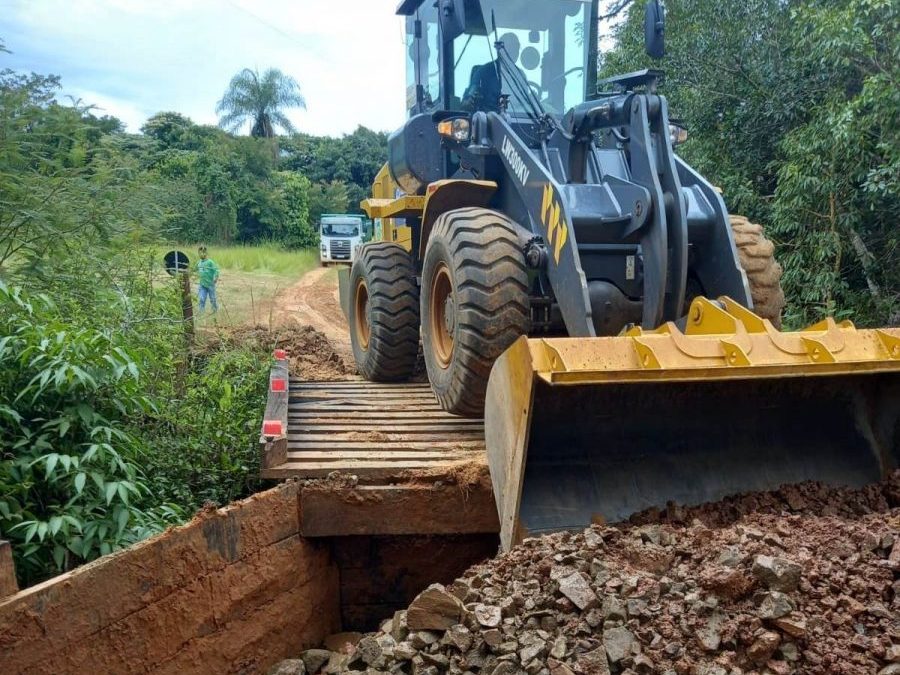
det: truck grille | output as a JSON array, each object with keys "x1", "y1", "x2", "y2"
[{"x1": 329, "y1": 239, "x2": 351, "y2": 259}]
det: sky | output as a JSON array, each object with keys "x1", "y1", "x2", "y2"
[{"x1": 0, "y1": 0, "x2": 409, "y2": 137}]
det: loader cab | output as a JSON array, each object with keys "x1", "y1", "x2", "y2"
[{"x1": 400, "y1": 0, "x2": 598, "y2": 118}]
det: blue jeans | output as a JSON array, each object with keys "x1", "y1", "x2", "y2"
[{"x1": 198, "y1": 285, "x2": 217, "y2": 313}]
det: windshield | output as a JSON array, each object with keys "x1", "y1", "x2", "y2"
[
  {"x1": 321, "y1": 222, "x2": 360, "y2": 237},
  {"x1": 453, "y1": 0, "x2": 592, "y2": 115}
]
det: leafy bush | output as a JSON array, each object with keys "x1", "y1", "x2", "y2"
[
  {"x1": 0, "y1": 283, "x2": 182, "y2": 585},
  {"x1": 138, "y1": 342, "x2": 270, "y2": 509}
]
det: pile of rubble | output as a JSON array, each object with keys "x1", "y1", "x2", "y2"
[{"x1": 276, "y1": 475, "x2": 900, "y2": 675}]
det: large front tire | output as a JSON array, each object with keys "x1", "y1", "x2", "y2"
[
  {"x1": 349, "y1": 243, "x2": 420, "y2": 381},
  {"x1": 730, "y1": 215, "x2": 786, "y2": 328},
  {"x1": 421, "y1": 208, "x2": 531, "y2": 417}
]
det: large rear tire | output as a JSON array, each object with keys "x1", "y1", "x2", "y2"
[
  {"x1": 730, "y1": 215, "x2": 786, "y2": 328},
  {"x1": 349, "y1": 243, "x2": 420, "y2": 381},
  {"x1": 421, "y1": 208, "x2": 531, "y2": 417}
]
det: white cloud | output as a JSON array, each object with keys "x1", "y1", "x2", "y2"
[{"x1": 1, "y1": 0, "x2": 409, "y2": 136}]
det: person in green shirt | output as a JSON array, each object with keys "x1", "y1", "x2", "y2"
[{"x1": 196, "y1": 245, "x2": 220, "y2": 313}]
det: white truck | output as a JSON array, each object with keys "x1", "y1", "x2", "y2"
[{"x1": 318, "y1": 214, "x2": 367, "y2": 266}]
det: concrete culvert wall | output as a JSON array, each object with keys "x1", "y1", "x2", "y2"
[{"x1": 0, "y1": 482, "x2": 341, "y2": 675}]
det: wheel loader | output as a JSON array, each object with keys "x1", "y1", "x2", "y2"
[{"x1": 341, "y1": 0, "x2": 900, "y2": 549}]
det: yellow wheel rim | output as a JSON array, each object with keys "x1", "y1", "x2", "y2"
[
  {"x1": 354, "y1": 278, "x2": 370, "y2": 350},
  {"x1": 429, "y1": 263, "x2": 454, "y2": 369}
]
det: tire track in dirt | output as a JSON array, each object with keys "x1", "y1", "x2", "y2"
[{"x1": 272, "y1": 267, "x2": 353, "y2": 364}]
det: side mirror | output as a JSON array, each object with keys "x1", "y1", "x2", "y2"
[
  {"x1": 644, "y1": 0, "x2": 665, "y2": 59},
  {"x1": 438, "y1": 0, "x2": 487, "y2": 42},
  {"x1": 438, "y1": 0, "x2": 465, "y2": 42}
]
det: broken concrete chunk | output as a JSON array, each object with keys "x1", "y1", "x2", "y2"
[
  {"x1": 771, "y1": 613, "x2": 808, "y2": 638},
  {"x1": 603, "y1": 625, "x2": 635, "y2": 663},
  {"x1": 747, "y1": 630, "x2": 781, "y2": 665},
  {"x1": 558, "y1": 572, "x2": 598, "y2": 610},
  {"x1": 757, "y1": 591, "x2": 795, "y2": 619},
  {"x1": 299, "y1": 649, "x2": 331, "y2": 674},
  {"x1": 696, "y1": 611, "x2": 725, "y2": 652},
  {"x1": 267, "y1": 659, "x2": 306, "y2": 675},
  {"x1": 407, "y1": 584, "x2": 465, "y2": 631},
  {"x1": 751, "y1": 555, "x2": 802, "y2": 592},
  {"x1": 474, "y1": 603, "x2": 502, "y2": 628}
]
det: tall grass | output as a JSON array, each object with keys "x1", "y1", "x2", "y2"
[{"x1": 199, "y1": 244, "x2": 319, "y2": 277}]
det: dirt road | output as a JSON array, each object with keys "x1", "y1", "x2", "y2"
[{"x1": 272, "y1": 267, "x2": 352, "y2": 363}]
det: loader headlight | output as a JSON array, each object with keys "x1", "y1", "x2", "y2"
[
  {"x1": 669, "y1": 123, "x2": 688, "y2": 146},
  {"x1": 437, "y1": 117, "x2": 471, "y2": 142}
]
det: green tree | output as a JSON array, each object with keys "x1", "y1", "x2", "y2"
[
  {"x1": 215, "y1": 67, "x2": 306, "y2": 138},
  {"x1": 599, "y1": 0, "x2": 898, "y2": 326},
  {"x1": 308, "y1": 180, "x2": 350, "y2": 225}
]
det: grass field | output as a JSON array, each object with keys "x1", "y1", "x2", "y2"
[{"x1": 164, "y1": 244, "x2": 320, "y2": 327}]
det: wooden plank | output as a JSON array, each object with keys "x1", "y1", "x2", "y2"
[
  {"x1": 286, "y1": 450, "x2": 479, "y2": 460},
  {"x1": 288, "y1": 433, "x2": 483, "y2": 443},
  {"x1": 259, "y1": 359, "x2": 289, "y2": 470},
  {"x1": 289, "y1": 423, "x2": 484, "y2": 432},
  {"x1": 286, "y1": 441, "x2": 483, "y2": 451},
  {"x1": 299, "y1": 485, "x2": 499, "y2": 536},
  {"x1": 289, "y1": 400, "x2": 444, "y2": 410},
  {"x1": 0, "y1": 540, "x2": 18, "y2": 599},
  {"x1": 291, "y1": 380, "x2": 431, "y2": 391},
  {"x1": 288, "y1": 411, "x2": 463, "y2": 420},
  {"x1": 261, "y1": 462, "x2": 467, "y2": 480}
]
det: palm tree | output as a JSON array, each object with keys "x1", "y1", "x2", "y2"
[{"x1": 215, "y1": 68, "x2": 306, "y2": 138}]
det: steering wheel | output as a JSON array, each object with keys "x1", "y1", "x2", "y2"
[
  {"x1": 527, "y1": 80, "x2": 545, "y2": 98},
  {"x1": 544, "y1": 66, "x2": 584, "y2": 89}
]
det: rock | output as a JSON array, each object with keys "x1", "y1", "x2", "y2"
[
  {"x1": 300, "y1": 649, "x2": 331, "y2": 674},
  {"x1": 716, "y1": 546, "x2": 744, "y2": 568},
  {"x1": 751, "y1": 555, "x2": 802, "y2": 592},
  {"x1": 633, "y1": 653, "x2": 655, "y2": 673},
  {"x1": 323, "y1": 632, "x2": 362, "y2": 654},
  {"x1": 390, "y1": 610, "x2": 409, "y2": 643},
  {"x1": 421, "y1": 651, "x2": 449, "y2": 669},
  {"x1": 409, "y1": 631, "x2": 439, "y2": 650},
  {"x1": 474, "y1": 603, "x2": 502, "y2": 628},
  {"x1": 771, "y1": 614, "x2": 807, "y2": 638},
  {"x1": 558, "y1": 572, "x2": 598, "y2": 610},
  {"x1": 757, "y1": 591, "x2": 794, "y2": 619},
  {"x1": 887, "y1": 644, "x2": 900, "y2": 663},
  {"x1": 602, "y1": 594, "x2": 628, "y2": 621},
  {"x1": 574, "y1": 647, "x2": 611, "y2": 675},
  {"x1": 407, "y1": 584, "x2": 464, "y2": 631},
  {"x1": 550, "y1": 636, "x2": 567, "y2": 659},
  {"x1": 445, "y1": 623, "x2": 473, "y2": 652},
  {"x1": 778, "y1": 640, "x2": 800, "y2": 662},
  {"x1": 483, "y1": 628, "x2": 503, "y2": 649},
  {"x1": 603, "y1": 626, "x2": 635, "y2": 663},
  {"x1": 548, "y1": 658, "x2": 578, "y2": 675},
  {"x1": 268, "y1": 659, "x2": 306, "y2": 675},
  {"x1": 356, "y1": 634, "x2": 395, "y2": 666},
  {"x1": 696, "y1": 611, "x2": 725, "y2": 652},
  {"x1": 519, "y1": 640, "x2": 547, "y2": 664},
  {"x1": 746, "y1": 630, "x2": 781, "y2": 665},
  {"x1": 879, "y1": 666, "x2": 900, "y2": 675},
  {"x1": 392, "y1": 641, "x2": 416, "y2": 661}
]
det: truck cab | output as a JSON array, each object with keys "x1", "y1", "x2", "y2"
[{"x1": 319, "y1": 214, "x2": 367, "y2": 266}]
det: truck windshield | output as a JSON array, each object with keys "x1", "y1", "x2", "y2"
[
  {"x1": 321, "y1": 223, "x2": 359, "y2": 237},
  {"x1": 453, "y1": 0, "x2": 592, "y2": 115}
]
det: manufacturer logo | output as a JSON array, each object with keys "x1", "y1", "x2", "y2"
[
  {"x1": 540, "y1": 184, "x2": 569, "y2": 265},
  {"x1": 501, "y1": 136, "x2": 530, "y2": 186}
]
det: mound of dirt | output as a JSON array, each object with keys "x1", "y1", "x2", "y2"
[
  {"x1": 292, "y1": 474, "x2": 900, "y2": 675},
  {"x1": 198, "y1": 324, "x2": 356, "y2": 381}
]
